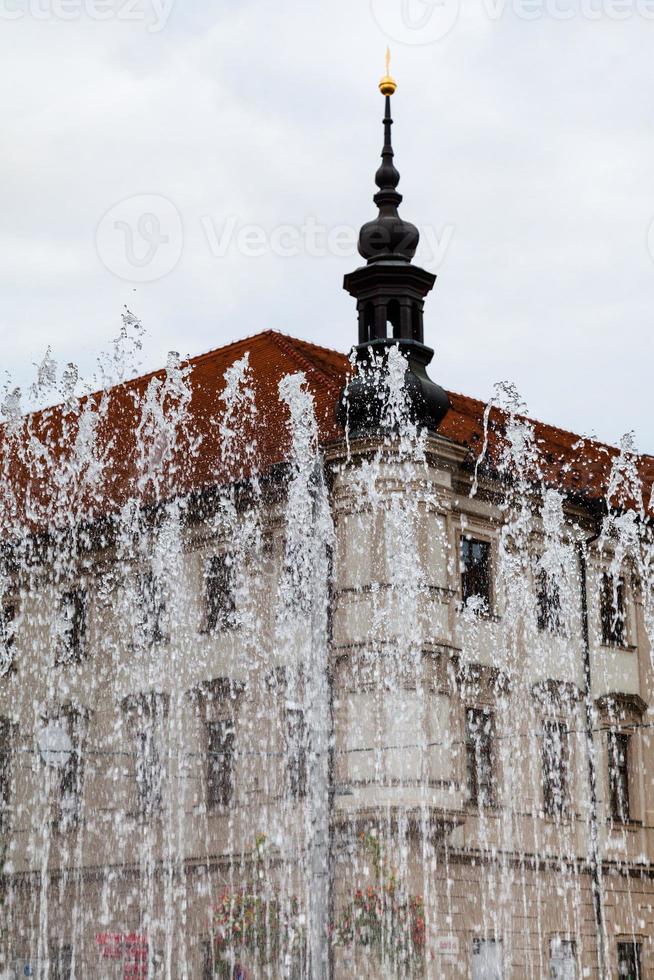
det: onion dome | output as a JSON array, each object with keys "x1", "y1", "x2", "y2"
[{"x1": 358, "y1": 51, "x2": 420, "y2": 264}]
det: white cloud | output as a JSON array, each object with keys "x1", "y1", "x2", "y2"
[{"x1": 0, "y1": 0, "x2": 652, "y2": 450}]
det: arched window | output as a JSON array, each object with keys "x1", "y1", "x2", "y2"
[
  {"x1": 363, "y1": 303, "x2": 375, "y2": 343},
  {"x1": 387, "y1": 299, "x2": 401, "y2": 339},
  {"x1": 411, "y1": 303, "x2": 422, "y2": 341}
]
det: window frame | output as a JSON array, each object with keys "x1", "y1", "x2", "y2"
[
  {"x1": 284, "y1": 705, "x2": 308, "y2": 801},
  {"x1": 600, "y1": 572, "x2": 628, "y2": 648},
  {"x1": 0, "y1": 603, "x2": 16, "y2": 676},
  {"x1": 122, "y1": 691, "x2": 169, "y2": 820},
  {"x1": 536, "y1": 568, "x2": 564, "y2": 635},
  {"x1": 465, "y1": 706, "x2": 495, "y2": 808},
  {"x1": 138, "y1": 569, "x2": 167, "y2": 646},
  {"x1": 50, "y1": 942, "x2": 73, "y2": 980},
  {"x1": 205, "y1": 717, "x2": 235, "y2": 810},
  {"x1": 56, "y1": 589, "x2": 88, "y2": 666},
  {"x1": 460, "y1": 536, "x2": 493, "y2": 614},
  {"x1": 135, "y1": 725, "x2": 165, "y2": 819},
  {"x1": 541, "y1": 719, "x2": 571, "y2": 820},
  {"x1": 204, "y1": 553, "x2": 236, "y2": 633},
  {"x1": 616, "y1": 939, "x2": 642, "y2": 980},
  {"x1": 471, "y1": 936, "x2": 504, "y2": 980},
  {"x1": 0, "y1": 719, "x2": 12, "y2": 834},
  {"x1": 548, "y1": 936, "x2": 576, "y2": 980},
  {"x1": 607, "y1": 730, "x2": 631, "y2": 824}
]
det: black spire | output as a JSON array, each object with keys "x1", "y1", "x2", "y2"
[
  {"x1": 337, "y1": 55, "x2": 450, "y2": 436},
  {"x1": 358, "y1": 93, "x2": 419, "y2": 264}
]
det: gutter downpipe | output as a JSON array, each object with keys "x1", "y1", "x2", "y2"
[{"x1": 577, "y1": 516, "x2": 608, "y2": 979}]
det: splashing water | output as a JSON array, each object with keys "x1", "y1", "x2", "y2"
[{"x1": 0, "y1": 326, "x2": 652, "y2": 979}]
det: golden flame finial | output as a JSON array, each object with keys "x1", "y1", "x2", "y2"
[{"x1": 379, "y1": 46, "x2": 397, "y2": 96}]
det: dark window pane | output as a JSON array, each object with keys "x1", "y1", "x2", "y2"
[
  {"x1": 542, "y1": 721, "x2": 569, "y2": 818},
  {"x1": 205, "y1": 555, "x2": 236, "y2": 632},
  {"x1": 608, "y1": 732, "x2": 630, "y2": 823},
  {"x1": 59, "y1": 748, "x2": 81, "y2": 829},
  {"x1": 285, "y1": 708, "x2": 307, "y2": 800},
  {"x1": 51, "y1": 944, "x2": 73, "y2": 980},
  {"x1": 0, "y1": 604, "x2": 16, "y2": 675},
  {"x1": 139, "y1": 571, "x2": 165, "y2": 644},
  {"x1": 617, "y1": 941, "x2": 642, "y2": 979},
  {"x1": 601, "y1": 573, "x2": 626, "y2": 647},
  {"x1": 0, "y1": 723, "x2": 10, "y2": 834},
  {"x1": 136, "y1": 729, "x2": 164, "y2": 817},
  {"x1": 206, "y1": 720, "x2": 234, "y2": 809},
  {"x1": 536, "y1": 570, "x2": 562, "y2": 634},
  {"x1": 56, "y1": 590, "x2": 87, "y2": 665},
  {"x1": 201, "y1": 940, "x2": 214, "y2": 980},
  {"x1": 461, "y1": 539, "x2": 491, "y2": 611},
  {"x1": 466, "y1": 708, "x2": 494, "y2": 807}
]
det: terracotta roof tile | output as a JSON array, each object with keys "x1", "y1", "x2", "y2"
[{"x1": 0, "y1": 330, "x2": 651, "y2": 532}]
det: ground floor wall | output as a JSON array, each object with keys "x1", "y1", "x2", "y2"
[{"x1": 2, "y1": 848, "x2": 654, "y2": 978}]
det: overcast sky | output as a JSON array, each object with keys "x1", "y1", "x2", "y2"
[{"x1": 1, "y1": 0, "x2": 653, "y2": 450}]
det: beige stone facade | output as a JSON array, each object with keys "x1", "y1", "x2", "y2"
[{"x1": 0, "y1": 420, "x2": 652, "y2": 980}]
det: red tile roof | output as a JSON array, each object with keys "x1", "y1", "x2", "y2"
[{"x1": 0, "y1": 329, "x2": 651, "y2": 532}]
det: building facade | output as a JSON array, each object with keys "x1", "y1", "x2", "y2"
[{"x1": 0, "y1": 69, "x2": 652, "y2": 980}]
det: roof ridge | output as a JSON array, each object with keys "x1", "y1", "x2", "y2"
[
  {"x1": 447, "y1": 387, "x2": 653, "y2": 461},
  {"x1": 267, "y1": 331, "x2": 343, "y2": 388},
  {"x1": 4, "y1": 330, "x2": 287, "y2": 427},
  {"x1": 284, "y1": 333, "x2": 350, "y2": 366}
]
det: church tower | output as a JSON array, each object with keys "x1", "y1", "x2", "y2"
[{"x1": 338, "y1": 54, "x2": 450, "y2": 436}]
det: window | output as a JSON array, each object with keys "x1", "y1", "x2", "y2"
[
  {"x1": 56, "y1": 590, "x2": 87, "y2": 665},
  {"x1": 600, "y1": 573, "x2": 626, "y2": 647},
  {"x1": 542, "y1": 720, "x2": 569, "y2": 818},
  {"x1": 285, "y1": 707, "x2": 307, "y2": 800},
  {"x1": 0, "y1": 603, "x2": 16, "y2": 676},
  {"x1": 0, "y1": 720, "x2": 11, "y2": 833},
  {"x1": 536, "y1": 570, "x2": 563, "y2": 634},
  {"x1": 466, "y1": 707, "x2": 494, "y2": 807},
  {"x1": 617, "y1": 941, "x2": 642, "y2": 979},
  {"x1": 37, "y1": 710, "x2": 85, "y2": 829},
  {"x1": 50, "y1": 943, "x2": 72, "y2": 980},
  {"x1": 139, "y1": 570, "x2": 165, "y2": 645},
  {"x1": 608, "y1": 731, "x2": 630, "y2": 823},
  {"x1": 206, "y1": 719, "x2": 235, "y2": 809},
  {"x1": 204, "y1": 554, "x2": 236, "y2": 632},
  {"x1": 549, "y1": 937, "x2": 576, "y2": 980},
  {"x1": 472, "y1": 938, "x2": 503, "y2": 979},
  {"x1": 59, "y1": 745, "x2": 81, "y2": 829},
  {"x1": 201, "y1": 939, "x2": 214, "y2": 980},
  {"x1": 136, "y1": 728, "x2": 164, "y2": 817},
  {"x1": 461, "y1": 538, "x2": 491, "y2": 612}
]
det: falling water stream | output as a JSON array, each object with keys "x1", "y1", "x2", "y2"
[{"x1": 0, "y1": 320, "x2": 652, "y2": 978}]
